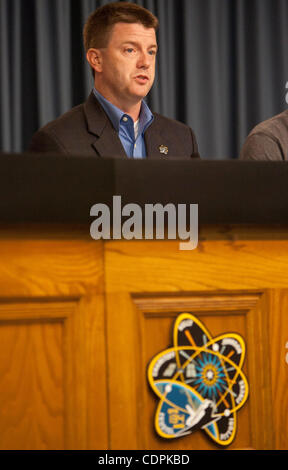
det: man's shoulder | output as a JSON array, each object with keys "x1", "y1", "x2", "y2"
[
  {"x1": 152, "y1": 112, "x2": 192, "y2": 132},
  {"x1": 28, "y1": 99, "x2": 95, "y2": 154},
  {"x1": 249, "y1": 109, "x2": 288, "y2": 140},
  {"x1": 240, "y1": 110, "x2": 288, "y2": 161},
  {"x1": 37, "y1": 103, "x2": 86, "y2": 136}
]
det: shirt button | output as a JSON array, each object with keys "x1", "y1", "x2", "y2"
[{"x1": 123, "y1": 116, "x2": 128, "y2": 122}]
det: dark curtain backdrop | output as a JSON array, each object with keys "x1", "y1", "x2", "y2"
[{"x1": 1, "y1": 0, "x2": 288, "y2": 159}]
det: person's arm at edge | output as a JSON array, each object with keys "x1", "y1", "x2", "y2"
[
  {"x1": 240, "y1": 132, "x2": 283, "y2": 161},
  {"x1": 190, "y1": 127, "x2": 200, "y2": 158}
]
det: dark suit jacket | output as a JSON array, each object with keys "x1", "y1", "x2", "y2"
[{"x1": 29, "y1": 92, "x2": 199, "y2": 160}]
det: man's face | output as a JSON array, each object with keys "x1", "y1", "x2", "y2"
[{"x1": 95, "y1": 22, "x2": 157, "y2": 109}]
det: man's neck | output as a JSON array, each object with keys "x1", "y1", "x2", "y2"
[{"x1": 94, "y1": 86, "x2": 142, "y2": 122}]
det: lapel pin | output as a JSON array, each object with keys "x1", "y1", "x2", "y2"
[{"x1": 159, "y1": 145, "x2": 169, "y2": 155}]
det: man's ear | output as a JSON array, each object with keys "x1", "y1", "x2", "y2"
[{"x1": 86, "y1": 49, "x2": 103, "y2": 73}]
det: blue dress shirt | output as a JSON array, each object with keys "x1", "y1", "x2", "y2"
[{"x1": 93, "y1": 88, "x2": 154, "y2": 158}]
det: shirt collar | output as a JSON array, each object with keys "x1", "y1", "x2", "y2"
[{"x1": 93, "y1": 88, "x2": 154, "y2": 135}]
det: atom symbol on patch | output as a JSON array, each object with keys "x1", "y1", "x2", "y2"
[{"x1": 147, "y1": 313, "x2": 249, "y2": 446}]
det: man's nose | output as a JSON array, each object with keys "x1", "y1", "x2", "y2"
[{"x1": 137, "y1": 51, "x2": 151, "y2": 68}]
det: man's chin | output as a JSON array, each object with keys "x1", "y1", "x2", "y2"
[{"x1": 130, "y1": 87, "x2": 152, "y2": 101}]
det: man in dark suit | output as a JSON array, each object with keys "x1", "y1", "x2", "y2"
[{"x1": 29, "y1": 2, "x2": 199, "y2": 160}]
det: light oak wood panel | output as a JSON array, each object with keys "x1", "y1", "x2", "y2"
[
  {"x1": 0, "y1": 229, "x2": 286, "y2": 450},
  {"x1": 84, "y1": 294, "x2": 109, "y2": 450},
  {"x1": 105, "y1": 293, "x2": 140, "y2": 450},
  {"x1": 104, "y1": 238, "x2": 288, "y2": 449},
  {"x1": 64, "y1": 294, "x2": 108, "y2": 450},
  {"x1": 106, "y1": 291, "x2": 273, "y2": 450},
  {"x1": 0, "y1": 302, "x2": 68, "y2": 450},
  {"x1": 0, "y1": 236, "x2": 108, "y2": 450},
  {"x1": 244, "y1": 291, "x2": 273, "y2": 449},
  {"x1": 268, "y1": 289, "x2": 288, "y2": 449},
  {"x1": 0, "y1": 318, "x2": 63, "y2": 450},
  {"x1": 0, "y1": 239, "x2": 103, "y2": 297},
  {"x1": 105, "y1": 240, "x2": 288, "y2": 293},
  {"x1": 0, "y1": 297, "x2": 108, "y2": 450}
]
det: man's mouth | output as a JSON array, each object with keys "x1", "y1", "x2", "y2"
[{"x1": 134, "y1": 75, "x2": 149, "y2": 84}]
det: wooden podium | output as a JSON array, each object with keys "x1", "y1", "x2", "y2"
[{"x1": 0, "y1": 155, "x2": 287, "y2": 450}]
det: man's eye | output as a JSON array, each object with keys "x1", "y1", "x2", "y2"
[
  {"x1": 126, "y1": 48, "x2": 134, "y2": 53},
  {"x1": 148, "y1": 50, "x2": 156, "y2": 56}
]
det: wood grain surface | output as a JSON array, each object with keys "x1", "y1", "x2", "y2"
[
  {"x1": 105, "y1": 237, "x2": 288, "y2": 449},
  {"x1": 0, "y1": 227, "x2": 287, "y2": 449},
  {"x1": 0, "y1": 236, "x2": 107, "y2": 450}
]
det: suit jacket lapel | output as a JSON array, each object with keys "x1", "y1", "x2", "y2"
[
  {"x1": 83, "y1": 93, "x2": 175, "y2": 160},
  {"x1": 92, "y1": 121, "x2": 128, "y2": 159},
  {"x1": 145, "y1": 118, "x2": 172, "y2": 160},
  {"x1": 84, "y1": 92, "x2": 127, "y2": 159}
]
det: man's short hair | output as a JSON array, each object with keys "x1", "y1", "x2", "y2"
[{"x1": 83, "y1": 1, "x2": 159, "y2": 51}]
